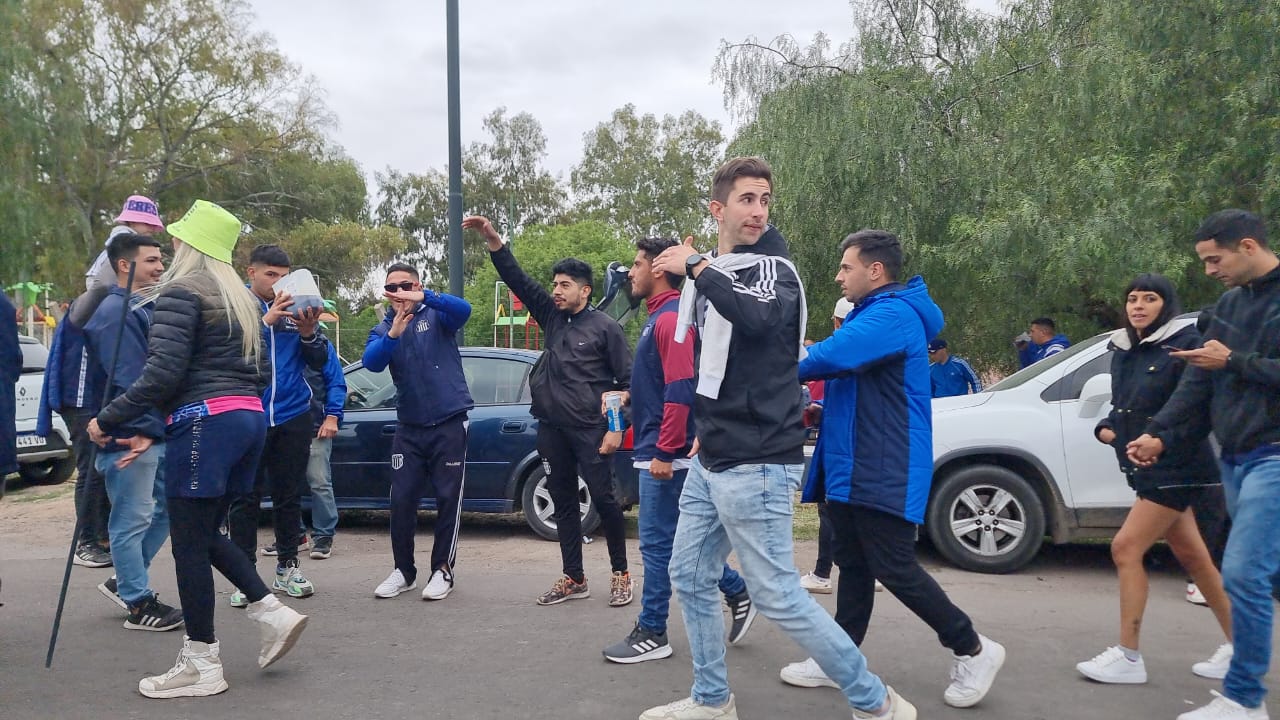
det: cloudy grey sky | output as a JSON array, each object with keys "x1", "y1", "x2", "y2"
[{"x1": 246, "y1": 1, "x2": 998, "y2": 183}]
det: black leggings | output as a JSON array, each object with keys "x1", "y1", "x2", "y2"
[{"x1": 168, "y1": 496, "x2": 270, "y2": 643}]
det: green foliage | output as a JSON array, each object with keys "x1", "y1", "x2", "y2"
[
  {"x1": 718, "y1": 0, "x2": 1280, "y2": 371},
  {"x1": 571, "y1": 104, "x2": 725, "y2": 240}
]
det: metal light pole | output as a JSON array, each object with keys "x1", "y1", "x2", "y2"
[{"x1": 446, "y1": 0, "x2": 464, "y2": 300}]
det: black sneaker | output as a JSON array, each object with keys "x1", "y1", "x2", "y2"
[
  {"x1": 97, "y1": 575, "x2": 126, "y2": 610},
  {"x1": 310, "y1": 536, "x2": 333, "y2": 560},
  {"x1": 726, "y1": 589, "x2": 757, "y2": 645},
  {"x1": 262, "y1": 534, "x2": 310, "y2": 556},
  {"x1": 603, "y1": 623, "x2": 673, "y2": 664},
  {"x1": 74, "y1": 543, "x2": 112, "y2": 568},
  {"x1": 124, "y1": 595, "x2": 185, "y2": 632}
]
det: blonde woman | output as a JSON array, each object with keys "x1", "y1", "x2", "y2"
[{"x1": 89, "y1": 200, "x2": 307, "y2": 698}]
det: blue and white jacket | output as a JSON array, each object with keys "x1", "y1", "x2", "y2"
[
  {"x1": 84, "y1": 287, "x2": 165, "y2": 441},
  {"x1": 37, "y1": 289, "x2": 108, "y2": 436},
  {"x1": 362, "y1": 291, "x2": 473, "y2": 427},
  {"x1": 798, "y1": 276, "x2": 945, "y2": 524},
  {"x1": 256, "y1": 292, "x2": 331, "y2": 427}
]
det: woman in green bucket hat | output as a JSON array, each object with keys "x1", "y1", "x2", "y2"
[{"x1": 89, "y1": 199, "x2": 308, "y2": 698}]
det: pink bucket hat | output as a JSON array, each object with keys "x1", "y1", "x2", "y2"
[{"x1": 114, "y1": 195, "x2": 165, "y2": 230}]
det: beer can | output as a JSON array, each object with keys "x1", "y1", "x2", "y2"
[{"x1": 605, "y1": 392, "x2": 625, "y2": 432}]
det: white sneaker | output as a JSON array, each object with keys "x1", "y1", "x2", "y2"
[
  {"x1": 422, "y1": 568, "x2": 454, "y2": 601},
  {"x1": 246, "y1": 594, "x2": 308, "y2": 668},
  {"x1": 639, "y1": 694, "x2": 738, "y2": 720},
  {"x1": 1188, "y1": 582, "x2": 1209, "y2": 605},
  {"x1": 945, "y1": 634, "x2": 1006, "y2": 707},
  {"x1": 1193, "y1": 643, "x2": 1234, "y2": 680},
  {"x1": 374, "y1": 569, "x2": 415, "y2": 598},
  {"x1": 800, "y1": 572, "x2": 832, "y2": 594},
  {"x1": 138, "y1": 637, "x2": 229, "y2": 698},
  {"x1": 1076, "y1": 645, "x2": 1147, "y2": 684},
  {"x1": 780, "y1": 657, "x2": 839, "y2": 689},
  {"x1": 1178, "y1": 691, "x2": 1270, "y2": 719},
  {"x1": 852, "y1": 685, "x2": 918, "y2": 719}
]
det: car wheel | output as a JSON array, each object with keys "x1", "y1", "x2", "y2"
[
  {"x1": 18, "y1": 457, "x2": 75, "y2": 486},
  {"x1": 926, "y1": 465, "x2": 1045, "y2": 574},
  {"x1": 520, "y1": 464, "x2": 601, "y2": 541}
]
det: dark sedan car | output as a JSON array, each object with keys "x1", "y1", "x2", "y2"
[{"x1": 332, "y1": 346, "x2": 639, "y2": 540}]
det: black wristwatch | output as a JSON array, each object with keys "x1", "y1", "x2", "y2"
[{"x1": 685, "y1": 253, "x2": 706, "y2": 278}]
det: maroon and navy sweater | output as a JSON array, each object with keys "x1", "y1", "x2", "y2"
[{"x1": 631, "y1": 289, "x2": 696, "y2": 465}]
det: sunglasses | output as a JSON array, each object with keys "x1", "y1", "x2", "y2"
[{"x1": 384, "y1": 281, "x2": 416, "y2": 292}]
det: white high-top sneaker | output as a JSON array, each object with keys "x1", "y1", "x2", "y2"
[
  {"x1": 246, "y1": 594, "x2": 309, "y2": 668},
  {"x1": 138, "y1": 637, "x2": 229, "y2": 698}
]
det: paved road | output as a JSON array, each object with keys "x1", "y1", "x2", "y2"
[{"x1": 1, "y1": 515, "x2": 1275, "y2": 720}]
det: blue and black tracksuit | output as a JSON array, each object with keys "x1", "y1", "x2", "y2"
[
  {"x1": 1017, "y1": 333, "x2": 1071, "y2": 368},
  {"x1": 228, "y1": 293, "x2": 332, "y2": 567},
  {"x1": 930, "y1": 356, "x2": 983, "y2": 398},
  {"x1": 799, "y1": 276, "x2": 981, "y2": 656},
  {"x1": 363, "y1": 292, "x2": 473, "y2": 581}
]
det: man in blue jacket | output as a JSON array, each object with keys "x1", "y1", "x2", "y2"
[
  {"x1": 1016, "y1": 317, "x2": 1071, "y2": 368},
  {"x1": 83, "y1": 232, "x2": 183, "y2": 631},
  {"x1": 228, "y1": 244, "x2": 330, "y2": 601},
  {"x1": 365, "y1": 263, "x2": 473, "y2": 601},
  {"x1": 303, "y1": 342, "x2": 344, "y2": 559},
  {"x1": 928, "y1": 338, "x2": 983, "y2": 398},
  {"x1": 789, "y1": 229, "x2": 1005, "y2": 709}
]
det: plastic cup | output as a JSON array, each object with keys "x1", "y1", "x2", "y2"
[{"x1": 273, "y1": 269, "x2": 324, "y2": 317}]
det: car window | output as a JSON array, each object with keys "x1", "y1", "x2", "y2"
[
  {"x1": 344, "y1": 366, "x2": 396, "y2": 410},
  {"x1": 463, "y1": 356, "x2": 531, "y2": 405},
  {"x1": 987, "y1": 333, "x2": 1108, "y2": 392},
  {"x1": 1040, "y1": 350, "x2": 1113, "y2": 402},
  {"x1": 19, "y1": 337, "x2": 48, "y2": 373}
]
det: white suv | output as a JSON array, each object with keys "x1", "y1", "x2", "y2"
[
  {"x1": 927, "y1": 316, "x2": 1198, "y2": 573},
  {"x1": 14, "y1": 336, "x2": 74, "y2": 485}
]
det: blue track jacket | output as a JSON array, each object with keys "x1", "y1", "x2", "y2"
[
  {"x1": 362, "y1": 291, "x2": 473, "y2": 427},
  {"x1": 798, "y1": 276, "x2": 944, "y2": 523},
  {"x1": 256, "y1": 292, "x2": 331, "y2": 427},
  {"x1": 84, "y1": 287, "x2": 164, "y2": 441},
  {"x1": 305, "y1": 341, "x2": 345, "y2": 431}
]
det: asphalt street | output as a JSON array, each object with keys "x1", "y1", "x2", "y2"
[{"x1": 1, "y1": 511, "x2": 1276, "y2": 720}]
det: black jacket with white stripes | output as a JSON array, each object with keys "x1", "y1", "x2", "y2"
[{"x1": 692, "y1": 226, "x2": 807, "y2": 472}]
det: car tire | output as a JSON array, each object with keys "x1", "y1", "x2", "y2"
[
  {"x1": 926, "y1": 465, "x2": 1045, "y2": 574},
  {"x1": 18, "y1": 457, "x2": 75, "y2": 486},
  {"x1": 520, "y1": 464, "x2": 601, "y2": 541}
]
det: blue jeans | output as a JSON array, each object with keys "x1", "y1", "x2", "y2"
[
  {"x1": 670, "y1": 458, "x2": 886, "y2": 711},
  {"x1": 307, "y1": 437, "x2": 338, "y2": 538},
  {"x1": 1220, "y1": 455, "x2": 1280, "y2": 709},
  {"x1": 637, "y1": 468, "x2": 746, "y2": 634},
  {"x1": 96, "y1": 443, "x2": 168, "y2": 607}
]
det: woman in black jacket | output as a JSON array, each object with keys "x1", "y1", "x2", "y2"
[
  {"x1": 89, "y1": 200, "x2": 307, "y2": 698},
  {"x1": 1075, "y1": 274, "x2": 1232, "y2": 686}
]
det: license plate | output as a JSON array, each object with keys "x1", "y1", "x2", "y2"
[{"x1": 16, "y1": 434, "x2": 45, "y2": 448}]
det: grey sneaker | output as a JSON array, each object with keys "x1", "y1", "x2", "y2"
[
  {"x1": 74, "y1": 543, "x2": 112, "y2": 568},
  {"x1": 309, "y1": 536, "x2": 332, "y2": 560},
  {"x1": 603, "y1": 623, "x2": 672, "y2": 664},
  {"x1": 272, "y1": 560, "x2": 315, "y2": 598}
]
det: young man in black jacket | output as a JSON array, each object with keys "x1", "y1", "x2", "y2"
[
  {"x1": 464, "y1": 215, "x2": 634, "y2": 608},
  {"x1": 1129, "y1": 209, "x2": 1280, "y2": 720},
  {"x1": 641, "y1": 157, "x2": 914, "y2": 720}
]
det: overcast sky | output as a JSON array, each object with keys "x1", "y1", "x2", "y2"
[{"x1": 246, "y1": 1, "x2": 999, "y2": 185}]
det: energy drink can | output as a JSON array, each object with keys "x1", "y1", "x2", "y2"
[{"x1": 605, "y1": 392, "x2": 625, "y2": 432}]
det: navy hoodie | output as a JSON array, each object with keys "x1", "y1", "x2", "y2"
[{"x1": 83, "y1": 286, "x2": 165, "y2": 442}]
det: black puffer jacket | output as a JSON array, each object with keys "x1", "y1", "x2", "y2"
[
  {"x1": 1095, "y1": 321, "x2": 1218, "y2": 492},
  {"x1": 97, "y1": 274, "x2": 266, "y2": 432}
]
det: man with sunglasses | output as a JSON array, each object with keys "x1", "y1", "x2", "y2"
[{"x1": 365, "y1": 263, "x2": 473, "y2": 601}]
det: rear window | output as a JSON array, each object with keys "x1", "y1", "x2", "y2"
[{"x1": 19, "y1": 337, "x2": 48, "y2": 373}]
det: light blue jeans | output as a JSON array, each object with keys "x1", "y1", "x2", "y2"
[
  {"x1": 669, "y1": 457, "x2": 886, "y2": 711},
  {"x1": 96, "y1": 443, "x2": 168, "y2": 607},
  {"x1": 307, "y1": 437, "x2": 338, "y2": 538},
  {"x1": 1220, "y1": 454, "x2": 1280, "y2": 709}
]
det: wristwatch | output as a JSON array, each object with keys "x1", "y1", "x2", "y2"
[{"x1": 685, "y1": 253, "x2": 706, "y2": 278}]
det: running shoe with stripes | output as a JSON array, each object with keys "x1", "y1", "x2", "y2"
[
  {"x1": 98, "y1": 575, "x2": 127, "y2": 610},
  {"x1": 725, "y1": 589, "x2": 757, "y2": 645},
  {"x1": 125, "y1": 594, "x2": 185, "y2": 632},
  {"x1": 603, "y1": 623, "x2": 673, "y2": 664}
]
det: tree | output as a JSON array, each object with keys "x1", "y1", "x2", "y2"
[
  {"x1": 375, "y1": 108, "x2": 566, "y2": 286},
  {"x1": 571, "y1": 104, "x2": 725, "y2": 240}
]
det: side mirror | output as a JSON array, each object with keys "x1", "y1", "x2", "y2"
[{"x1": 1078, "y1": 373, "x2": 1112, "y2": 418}]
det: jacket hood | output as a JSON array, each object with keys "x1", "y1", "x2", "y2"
[
  {"x1": 1108, "y1": 320, "x2": 1187, "y2": 351},
  {"x1": 729, "y1": 224, "x2": 790, "y2": 259},
  {"x1": 862, "y1": 276, "x2": 944, "y2": 340}
]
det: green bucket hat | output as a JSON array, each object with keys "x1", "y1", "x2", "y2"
[{"x1": 166, "y1": 199, "x2": 241, "y2": 263}]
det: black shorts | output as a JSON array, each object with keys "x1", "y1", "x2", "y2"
[{"x1": 1137, "y1": 485, "x2": 1206, "y2": 512}]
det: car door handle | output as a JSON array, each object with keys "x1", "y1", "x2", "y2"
[
  {"x1": 501, "y1": 421, "x2": 526, "y2": 433},
  {"x1": 381, "y1": 424, "x2": 398, "y2": 436}
]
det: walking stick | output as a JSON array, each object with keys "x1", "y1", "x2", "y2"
[{"x1": 46, "y1": 261, "x2": 136, "y2": 668}]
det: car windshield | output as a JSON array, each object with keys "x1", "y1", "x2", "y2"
[{"x1": 987, "y1": 333, "x2": 1109, "y2": 392}]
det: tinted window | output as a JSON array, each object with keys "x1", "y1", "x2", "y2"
[
  {"x1": 1041, "y1": 350, "x2": 1113, "y2": 402},
  {"x1": 988, "y1": 333, "x2": 1108, "y2": 392},
  {"x1": 463, "y1": 356, "x2": 531, "y2": 405},
  {"x1": 343, "y1": 366, "x2": 395, "y2": 410}
]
